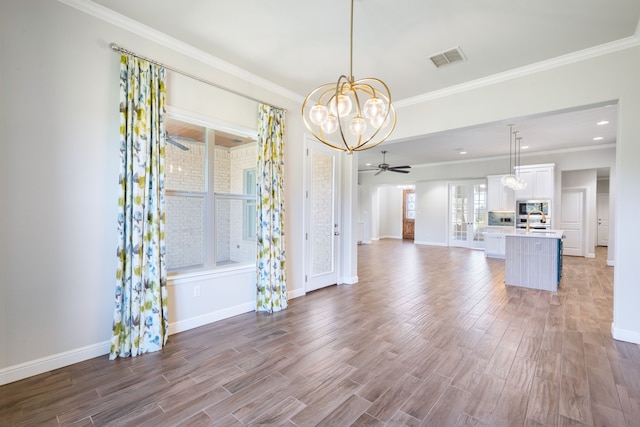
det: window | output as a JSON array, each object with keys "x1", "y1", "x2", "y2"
[
  {"x1": 243, "y1": 169, "x2": 257, "y2": 240},
  {"x1": 164, "y1": 114, "x2": 257, "y2": 272},
  {"x1": 405, "y1": 192, "x2": 416, "y2": 219}
]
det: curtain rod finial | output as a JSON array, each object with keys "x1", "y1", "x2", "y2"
[{"x1": 109, "y1": 43, "x2": 119, "y2": 50}]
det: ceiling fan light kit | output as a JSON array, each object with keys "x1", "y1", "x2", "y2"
[{"x1": 302, "y1": 0, "x2": 396, "y2": 154}]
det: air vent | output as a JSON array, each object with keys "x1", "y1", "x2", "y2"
[{"x1": 429, "y1": 47, "x2": 466, "y2": 68}]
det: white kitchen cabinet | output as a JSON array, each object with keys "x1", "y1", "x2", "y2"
[
  {"x1": 487, "y1": 175, "x2": 515, "y2": 211},
  {"x1": 485, "y1": 232, "x2": 507, "y2": 258},
  {"x1": 514, "y1": 164, "x2": 555, "y2": 200}
]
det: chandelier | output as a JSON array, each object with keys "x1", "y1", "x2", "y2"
[
  {"x1": 302, "y1": 0, "x2": 396, "y2": 153},
  {"x1": 502, "y1": 124, "x2": 527, "y2": 190}
]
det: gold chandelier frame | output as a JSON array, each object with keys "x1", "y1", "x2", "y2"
[{"x1": 301, "y1": 0, "x2": 396, "y2": 153}]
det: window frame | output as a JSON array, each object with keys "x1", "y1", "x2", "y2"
[
  {"x1": 164, "y1": 107, "x2": 258, "y2": 275},
  {"x1": 243, "y1": 168, "x2": 257, "y2": 241}
]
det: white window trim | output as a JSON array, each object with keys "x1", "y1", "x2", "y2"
[{"x1": 165, "y1": 106, "x2": 258, "y2": 273}]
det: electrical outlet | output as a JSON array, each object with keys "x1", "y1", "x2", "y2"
[{"x1": 193, "y1": 285, "x2": 201, "y2": 297}]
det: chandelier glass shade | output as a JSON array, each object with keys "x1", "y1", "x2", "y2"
[
  {"x1": 502, "y1": 125, "x2": 527, "y2": 190},
  {"x1": 302, "y1": 0, "x2": 396, "y2": 153}
]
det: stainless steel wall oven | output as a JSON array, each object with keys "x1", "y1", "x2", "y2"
[{"x1": 516, "y1": 200, "x2": 551, "y2": 229}]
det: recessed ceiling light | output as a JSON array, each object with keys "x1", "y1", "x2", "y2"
[
  {"x1": 459, "y1": 151, "x2": 467, "y2": 155},
  {"x1": 365, "y1": 163, "x2": 372, "y2": 166},
  {"x1": 521, "y1": 145, "x2": 529, "y2": 149},
  {"x1": 597, "y1": 120, "x2": 609, "y2": 126},
  {"x1": 593, "y1": 137, "x2": 604, "y2": 141}
]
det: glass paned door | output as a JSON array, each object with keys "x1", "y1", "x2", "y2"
[
  {"x1": 402, "y1": 189, "x2": 415, "y2": 240},
  {"x1": 449, "y1": 181, "x2": 487, "y2": 248},
  {"x1": 306, "y1": 141, "x2": 340, "y2": 292}
]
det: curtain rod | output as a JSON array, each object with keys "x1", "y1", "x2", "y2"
[{"x1": 109, "y1": 43, "x2": 284, "y2": 111}]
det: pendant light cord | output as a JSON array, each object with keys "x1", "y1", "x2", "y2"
[{"x1": 349, "y1": 0, "x2": 354, "y2": 81}]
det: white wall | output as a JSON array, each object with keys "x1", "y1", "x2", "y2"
[
  {"x1": 2, "y1": 0, "x2": 639, "y2": 385},
  {"x1": 363, "y1": 147, "x2": 616, "y2": 247},
  {"x1": 414, "y1": 181, "x2": 449, "y2": 246},
  {"x1": 0, "y1": 0, "x2": 306, "y2": 384},
  {"x1": 363, "y1": 43, "x2": 640, "y2": 343},
  {"x1": 376, "y1": 186, "x2": 403, "y2": 239},
  {"x1": 597, "y1": 178, "x2": 610, "y2": 194},
  {"x1": 357, "y1": 184, "x2": 373, "y2": 244}
]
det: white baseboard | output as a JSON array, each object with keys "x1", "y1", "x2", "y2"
[
  {"x1": 414, "y1": 241, "x2": 448, "y2": 247},
  {"x1": 611, "y1": 322, "x2": 640, "y2": 344},
  {"x1": 607, "y1": 259, "x2": 615, "y2": 267},
  {"x1": 288, "y1": 287, "x2": 306, "y2": 299},
  {"x1": 0, "y1": 341, "x2": 110, "y2": 386},
  {"x1": 1, "y1": 301, "x2": 258, "y2": 386},
  {"x1": 379, "y1": 235, "x2": 402, "y2": 240},
  {"x1": 340, "y1": 276, "x2": 359, "y2": 285},
  {"x1": 586, "y1": 253, "x2": 596, "y2": 259},
  {"x1": 169, "y1": 302, "x2": 255, "y2": 335}
]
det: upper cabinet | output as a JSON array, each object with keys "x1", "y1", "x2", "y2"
[
  {"x1": 514, "y1": 164, "x2": 555, "y2": 200},
  {"x1": 487, "y1": 175, "x2": 516, "y2": 211}
]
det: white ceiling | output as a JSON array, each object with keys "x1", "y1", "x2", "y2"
[
  {"x1": 358, "y1": 102, "x2": 618, "y2": 174},
  {"x1": 91, "y1": 0, "x2": 638, "y2": 171}
]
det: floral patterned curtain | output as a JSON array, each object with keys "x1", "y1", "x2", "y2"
[
  {"x1": 110, "y1": 54, "x2": 169, "y2": 359},
  {"x1": 256, "y1": 104, "x2": 287, "y2": 313}
]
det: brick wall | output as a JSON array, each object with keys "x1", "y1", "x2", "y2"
[
  {"x1": 165, "y1": 139, "x2": 206, "y2": 270},
  {"x1": 164, "y1": 136, "x2": 257, "y2": 269}
]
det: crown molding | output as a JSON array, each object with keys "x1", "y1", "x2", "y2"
[
  {"x1": 58, "y1": 0, "x2": 639, "y2": 109},
  {"x1": 401, "y1": 143, "x2": 617, "y2": 169},
  {"x1": 57, "y1": 0, "x2": 304, "y2": 104},
  {"x1": 396, "y1": 33, "x2": 640, "y2": 109}
]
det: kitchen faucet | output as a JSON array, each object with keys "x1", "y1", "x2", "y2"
[{"x1": 526, "y1": 210, "x2": 547, "y2": 233}]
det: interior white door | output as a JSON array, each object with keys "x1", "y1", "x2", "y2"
[
  {"x1": 560, "y1": 189, "x2": 584, "y2": 256},
  {"x1": 306, "y1": 141, "x2": 340, "y2": 292},
  {"x1": 449, "y1": 182, "x2": 487, "y2": 249},
  {"x1": 597, "y1": 194, "x2": 609, "y2": 246}
]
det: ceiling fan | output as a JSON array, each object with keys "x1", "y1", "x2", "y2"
[
  {"x1": 359, "y1": 151, "x2": 411, "y2": 176},
  {"x1": 165, "y1": 132, "x2": 193, "y2": 151}
]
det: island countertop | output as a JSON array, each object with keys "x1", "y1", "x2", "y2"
[
  {"x1": 485, "y1": 228, "x2": 563, "y2": 239},
  {"x1": 504, "y1": 230, "x2": 564, "y2": 291}
]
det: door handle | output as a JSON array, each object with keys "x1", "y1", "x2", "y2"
[{"x1": 334, "y1": 232, "x2": 340, "y2": 236}]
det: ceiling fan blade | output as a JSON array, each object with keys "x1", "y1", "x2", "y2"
[
  {"x1": 389, "y1": 168, "x2": 410, "y2": 174},
  {"x1": 358, "y1": 168, "x2": 381, "y2": 172},
  {"x1": 374, "y1": 169, "x2": 384, "y2": 176},
  {"x1": 389, "y1": 165, "x2": 411, "y2": 169},
  {"x1": 167, "y1": 137, "x2": 190, "y2": 151}
]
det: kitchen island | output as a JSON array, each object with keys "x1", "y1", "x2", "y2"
[{"x1": 504, "y1": 229, "x2": 563, "y2": 291}]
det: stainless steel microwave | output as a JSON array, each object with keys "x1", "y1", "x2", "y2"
[{"x1": 517, "y1": 200, "x2": 550, "y2": 216}]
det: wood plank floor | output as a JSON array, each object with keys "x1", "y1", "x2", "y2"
[{"x1": 2, "y1": 240, "x2": 640, "y2": 426}]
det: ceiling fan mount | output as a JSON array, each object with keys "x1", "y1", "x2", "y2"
[{"x1": 359, "y1": 150, "x2": 411, "y2": 176}]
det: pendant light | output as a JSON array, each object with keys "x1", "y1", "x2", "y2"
[
  {"x1": 502, "y1": 125, "x2": 527, "y2": 190},
  {"x1": 501, "y1": 124, "x2": 517, "y2": 188},
  {"x1": 301, "y1": 0, "x2": 396, "y2": 153},
  {"x1": 512, "y1": 135, "x2": 527, "y2": 190}
]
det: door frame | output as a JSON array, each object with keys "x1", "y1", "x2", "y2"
[
  {"x1": 447, "y1": 180, "x2": 487, "y2": 249},
  {"x1": 560, "y1": 188, "x2": 585, "y2": 257},
  {"x1": 597, "y1": 193, "x2": 609, "y2": 247},
  {"x1": 402, "y1": 188, "x2": 415, "y2": 240},
  {"x1": 303, "y1": 137, "x2": 342, "y2": 293}
]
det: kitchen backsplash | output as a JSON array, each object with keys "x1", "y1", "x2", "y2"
[{"x1": 488, "y1": 211, "x2": 515, "y2": 226}]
